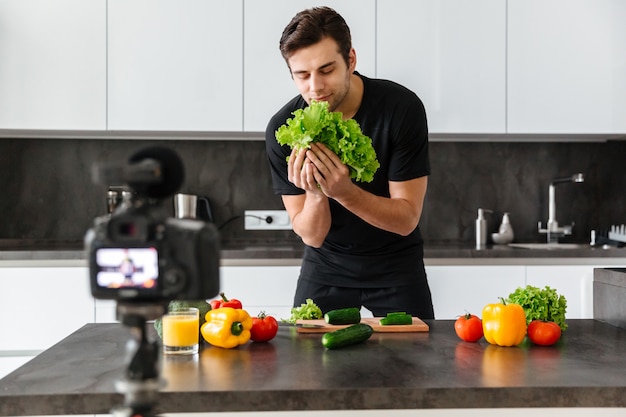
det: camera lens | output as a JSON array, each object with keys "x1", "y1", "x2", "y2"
[
  {"x1": 108, "y1": 215, "x2": 150, "y2": 242},
  {"x1": 118, "y1": 222, "x2": 137, "y2": 237}
]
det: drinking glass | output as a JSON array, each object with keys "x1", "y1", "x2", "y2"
[{"x1": 162, "y1": 307, "x2": 199, "y2": 355}]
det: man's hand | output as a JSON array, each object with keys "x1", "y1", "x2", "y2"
[
  {"x1": 304, "y1": 142, "x2": 355, "y2": 200},
  {"x1": 287, "y1": 147, "x2": 324, "y2": 195}
]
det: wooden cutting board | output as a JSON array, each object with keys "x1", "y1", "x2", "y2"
[{"x1": 296, "y1": 317, "x2": 429, "y2": 333}]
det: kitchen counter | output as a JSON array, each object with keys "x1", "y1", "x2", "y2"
[
  {"x1": 1, "y1": 239, "x2": 625, "y2": 265},
  {"x1": 1, "y1": 320, "x2": 626, "y2": 415}
]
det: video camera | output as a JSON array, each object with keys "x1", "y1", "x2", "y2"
[
  {"x1": 85, "y1": 147, "x2": 220, "y2": 304},
  {"x1": 84, "y1": 147, "x2": 221, "y2": 417}
]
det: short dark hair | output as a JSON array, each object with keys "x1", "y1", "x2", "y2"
[{"x1": 279, "y1": 7, "x2": 352, "y2": 68}]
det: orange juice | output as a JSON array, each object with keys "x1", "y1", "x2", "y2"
[{"x1": 162, "y1": 308, "x2": 199, "y2": 353}]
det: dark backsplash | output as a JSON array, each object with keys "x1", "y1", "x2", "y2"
[{"x1": 0, "y1": 138, "x2": 624, "y2": 246}]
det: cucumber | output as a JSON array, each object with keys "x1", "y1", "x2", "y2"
[
  {"x1": 322, "y1": 323, "x2": 374, "y2": 349},
  {"x1": 379, "y1": 312, "x2": 413, "y2": 325},
  {"x1": 324, "y1": 307, "x2": 361, "y2": 325}
]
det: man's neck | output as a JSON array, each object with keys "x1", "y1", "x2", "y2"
[{"x1": 338, "y1": 73, "x2": 364, "y2": 120}]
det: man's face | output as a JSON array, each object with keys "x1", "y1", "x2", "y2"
[{"x1": 287, "y1": 37, "x2": 355, "y2": 113}]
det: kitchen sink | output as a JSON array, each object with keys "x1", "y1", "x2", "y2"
[{"x1": 508, "y1": 243, "x2": 590, "y2": 250}]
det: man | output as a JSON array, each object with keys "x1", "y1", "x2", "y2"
[{"x1": 265, "y1": 7, "x2": 434, "y2": 319}]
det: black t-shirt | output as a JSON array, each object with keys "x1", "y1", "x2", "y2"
[{"x1": 265, "y1": 73, "x2": 430, "y2": 288}]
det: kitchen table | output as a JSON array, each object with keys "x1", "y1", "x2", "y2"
[{"x1": 1, "y1": 320, "x2": 625, "y2": 415}]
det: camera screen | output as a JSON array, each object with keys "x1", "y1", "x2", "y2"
[{"x1": 95, "y1": 247, "x2": 159, "y2": 289}]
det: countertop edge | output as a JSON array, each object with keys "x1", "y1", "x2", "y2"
[
  {"x1": 3, "y1": 257, "x2": 626, "y2": 268},
  {"x1": 1, "y1": 244, "x2": 626, "y2": 267},
  {"x1": 1, "y1": 386, "x2": 626, "y2": 414},
  {"x1": 2, "y1": 257, "x2": 626, "y2": 268}
]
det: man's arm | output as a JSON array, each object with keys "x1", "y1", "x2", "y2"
[
  {"x1": 306, "y1": 142, "x2": 428, "y2": 236},
  {"x1": 281, "y1": 146, "x2": 331, "y2": 248},
  {"x1": 284, "y1": 143, "x2": 427, "y2": 243},
  {"x1": 282, "y1": 193, "x2": 330, "y2": 248},
  {"x1": 335, "y1": 176, "x2": 428, "y2": 236}
]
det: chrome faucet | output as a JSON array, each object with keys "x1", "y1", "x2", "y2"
[{"x1": 538, "y1": 173, "x2": 584, "y2": 243}]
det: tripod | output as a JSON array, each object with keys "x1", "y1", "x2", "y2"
[{"x1": 111, "y1": 302, "x2": 168, "y2": 417}]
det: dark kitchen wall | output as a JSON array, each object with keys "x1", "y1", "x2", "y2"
[{"x1": 0, "y1": 138, "x2": 624, "y2": 246}]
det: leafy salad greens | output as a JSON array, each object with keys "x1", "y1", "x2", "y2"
[
  {"x1": 283, "y1": 298, "x2": 323, "y2": 324},
  {"x1": 507, "y1": 285, "x2": 568, "y2": 331},
  {"x1": 275, "y1": 100, "x2": 380, "y2": 183}
]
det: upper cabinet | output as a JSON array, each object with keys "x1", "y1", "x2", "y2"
[
  {"x1": 0, "y1": 0, "x2": 106, "y2": 130},
  {"x1": 242, "y1": 0, "x2": 376, "y2": 132},
  {"x1": 107, "y1": 0, "x2": 243, "y2": 131},
  {"x1": 0, "y1": 1, "x2": 623, "y2": 136},
  {"x1": 507, "y1": 0, "x2": 626, "y2": 134},
  {"x1": 377, "y1": 0, "x2": 506, "y2": 134}
]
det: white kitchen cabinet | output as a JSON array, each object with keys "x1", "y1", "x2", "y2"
[
  {"x1": 0, "y1": 266, "x2": 93, "y2": 351},
  {"x1": 508, "y1": 0, "x2": 626, "y2": 134},
  {"x1": 426, "y1": 265, "x2": 526, "y2": 319},
  {"x1": 219, "y1": 266, "x2": 300, "y2": 319},
  {"x1": 377, "y1": 0, "x2": 506, "y2": 134},
  {"x1": 0, "y1": 0, "x2": 106, "y2": 130},
  {"x1": 525, "y1": 265, "x2": 598, "y2": 319},
  {"x1": 107, "y1": 0, "x2": 243, "y2": 131},
  {"x1": 0, "y1": 356, "x2": 32, "y2": 379},
  {"x1": 243, "y1": 0, "x2": 376, "y2": 132},
  {"x1": 95, "y1": 299, "x2": 118, "y2": 323},
  {"x1": 96, "y1": 265, "x2": 302, "y2": 323},
  {"x1": 428, "y1": 262, "x2": 625, "y2": 320}
]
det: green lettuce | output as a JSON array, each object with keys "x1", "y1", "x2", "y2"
[
  {"x1": 284, "y1": 298, "x2": 323, "y2": 324},
  {"x1": 275, "y1": 100, "x2": 380, "y2": 183},
  {"x1": 507, "y1": 285, "x2": 568, "y2": 331}
]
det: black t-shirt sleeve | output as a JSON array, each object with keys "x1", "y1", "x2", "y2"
[
  {"x1": 265, "y1": 96, "x2": 306, "y2": 196},
  {"x1": 387, "y1": 91, "x2": 430, "y2": 182}
]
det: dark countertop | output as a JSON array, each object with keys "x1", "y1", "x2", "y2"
[
  {"x1": 1, "y1": 320, "x2": 626, "y2": 415},
  {"x1": 1, "y1": 239, "x2": 625, "y2": 262}
]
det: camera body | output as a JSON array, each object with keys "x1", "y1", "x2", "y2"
[
  {"x1": 86, "y1": 202, "x2": 220, "y2": 302},
  {"x1": 85, "y1": 147, "x2": 220, "y2": 303}
]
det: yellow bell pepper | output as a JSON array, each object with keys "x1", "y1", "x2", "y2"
[
  {"x1": 201, "y1": 307, "x2": 253, "y2": 348},
  {"x1": 482, "y1": 299, "x2": 527, "y2": 347}
]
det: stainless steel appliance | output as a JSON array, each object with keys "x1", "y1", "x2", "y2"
[{"x1": 173, "y1": 193, "x2": 213, "y2": 222}]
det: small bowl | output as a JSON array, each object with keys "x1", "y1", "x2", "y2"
[{"x1": 491, "y1": 232, "x2": 513, "y2": 245}]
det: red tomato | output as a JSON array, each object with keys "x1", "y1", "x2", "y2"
[
  {"x1": 454, "y1": 313, "x2": 484, "y2": 342},
  {"x1": 250, "y1": 312, "x2": 278, "y2": 342},
  {"x1": 527, "y1": 320, "x2": 561, "y2": 346}
]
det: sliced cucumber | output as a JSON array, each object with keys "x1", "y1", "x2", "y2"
[
  {"x1": 322, "y1": 323, "x2": 374, "y2": 349},
  {"x1": 324, "y1": 307, "x2": 361, "y2": 325},
  {"x1": 379, "y1": 312, "x2": 413, "y2": 325}
]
